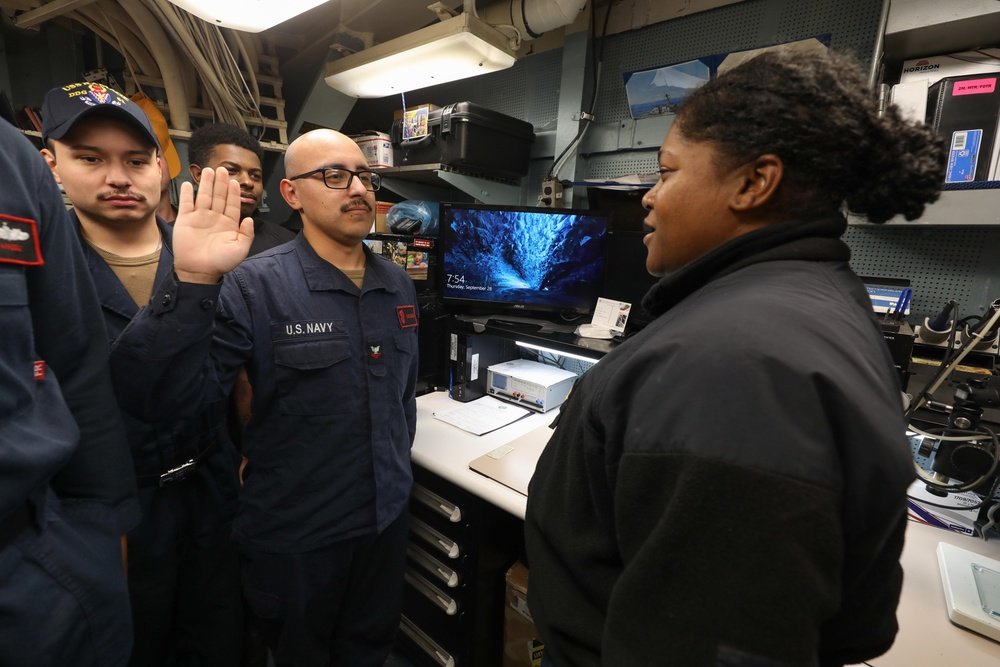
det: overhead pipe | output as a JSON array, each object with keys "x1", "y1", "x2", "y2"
[
  {"x1": 480, "y1": 0, "x2": 588, "y2": 40},
  {"x1": 112, "y1": 0, "x2": 191, "y2": 130},
  {"x1": 72, "y1": 8, "x2": 160, "y2": 79}
]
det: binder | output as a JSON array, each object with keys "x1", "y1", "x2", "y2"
[{"x1": 927, "y1": 74, "x2": 1000, "y2": 182}]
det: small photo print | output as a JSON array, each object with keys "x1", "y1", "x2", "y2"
[
  {"x1": 403, "y1": 105, "x2": 430, "y2": 141},
  {"x1": 386, "y1": 241, "x2": 408, "y2": 268},
  {"x1": 406, "y1": 250, "x2": 428, "y2": 269},
  {"x1": 623, "y1": 59, "x2": 710, "y2": 120},
  {"x1": 406, "y1": 249, "x2": 429, "y2": 279}
]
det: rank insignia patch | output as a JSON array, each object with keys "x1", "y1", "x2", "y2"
[{"x1": 0, "y1": 214, "x2": 42, "y2": 266}]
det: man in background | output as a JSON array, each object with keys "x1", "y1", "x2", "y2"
[
  {"x1": 39, "y1": 81, "x2": 242, "y2": 667},
  {"x1": 187, "y1": 123, "x2": 295, "y2": 255},
  {"x1": 0, "y1": 113, "x2": 138, "y2": 666},
  {"x1": 186, "y1": 121, "x2": 293, "y2": 667}
]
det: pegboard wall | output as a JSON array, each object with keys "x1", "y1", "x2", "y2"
[
  {"x1": 582, "y1": 0, "x2": 887, "y2": 179},
  {"x1": 844, "y1": 225, "x2": 1000, "y2": 323},
  {"x1": 343, "y1": 0, "x2": 1000, "y2": 324}
]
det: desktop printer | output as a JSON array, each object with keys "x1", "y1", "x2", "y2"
[{"x1": 486, "y1": 359, "x2": 577, "y2": 413}]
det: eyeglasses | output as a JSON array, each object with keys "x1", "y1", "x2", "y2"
[{"x1": 288, "y1": 167, "x2": 381, "y2": 192}]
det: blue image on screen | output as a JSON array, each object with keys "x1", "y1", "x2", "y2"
[{"x1": 441, "y1": 205, "x2": 609, "y2": 314}]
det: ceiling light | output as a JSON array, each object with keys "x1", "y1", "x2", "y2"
[
  {"x1": 164, "y1": 0, "x2": 329, "y2": 33},
  {"x1": 324, "y1": 13, "x2": 517, "y2": 99}
]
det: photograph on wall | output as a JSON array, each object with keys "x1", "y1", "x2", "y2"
[
  {"x1": 623, "y1": 59, "x2": 710, "y2": 120},
  {"x1": 715, "y1": 35, "x2": 830, "y2": 76},
  {"x1": 623, "y1": 35, "x2": 831, "y2": 120},
  {"x1": 406, "y1": 249, "x2": 429, "y2": 280}
]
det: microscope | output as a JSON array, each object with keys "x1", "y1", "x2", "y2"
[{"x1": 915, "y1": 376, "x2": 1000, "y2": 536}]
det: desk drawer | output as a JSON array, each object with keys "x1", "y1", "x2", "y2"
[
  {"x1": 412, "y1": 483, "x2": 463, "y2": 523},
  {"x1": 407, "y1": 543, "x2": 460, "y2": 588},
  {"x1": 405, "y1": 566, "x2": 459, "y2": 616},
  {"x1": 399, "y1": 614, "x2": 456, "y2": 667},
  {"x1": 410, "y1": 516, "x2": 462, "y2": 560}
]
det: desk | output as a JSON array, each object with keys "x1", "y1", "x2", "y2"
[
  {"x1": 411, "y1": 392, "x2": 1000, "y2": 665},
  {"x1": 399, "y1": 392, "x2": 552, "y2": 666},
  {"x1": 865, "y1": 521, "x2": 1000, "y2": 665},
  {"x1": 411, "y1": 391, "x2": 554, "y2": 519}
]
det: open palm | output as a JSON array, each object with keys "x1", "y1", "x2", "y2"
[{"x1": 173, "y1": 166, "x2": 254, "y2": 284}]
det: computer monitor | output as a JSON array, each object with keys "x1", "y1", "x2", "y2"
[{"x1": 439, "y1": 202, "x2": 610, "y2": 316}]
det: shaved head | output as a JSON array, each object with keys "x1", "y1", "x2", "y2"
[{"x1": 284, "y1": 129, "x2": 364, "y2": 176}]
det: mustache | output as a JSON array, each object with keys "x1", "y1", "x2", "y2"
[
  {"x1": 341, "y1": 198, "x2": 372, "y2": 213},
  {"x1": 97, "y1": 190, "x2": 147, "y2": 203}
]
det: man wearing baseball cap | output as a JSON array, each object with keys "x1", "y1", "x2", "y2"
[{"x1": 39, "y1": 81, "x2": 242, "y2": 666}]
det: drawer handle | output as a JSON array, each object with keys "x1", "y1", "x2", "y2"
[
  {"x1": 412, "y1": 484, "x2": 462, "y2": 522},
  {"x1": 399, "y1": 614, "x2": 455, "y2": 667},
  {"x1": 411, "y1": 517, "x2": 461, "y2": 559},
  {"x1": 407, "y1": 544, "x2": 460, "y2": 588},
  {"x1": 405, "y1": 568, "x2": 459, "y2": 615}
]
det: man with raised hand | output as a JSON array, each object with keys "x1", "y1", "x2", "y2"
[
  {"x1": 114, "y1": 129, "x2": 418, "y2": 667},
  {"x1": 39, "y1": 81, "x2": 245, "y2": 667}
]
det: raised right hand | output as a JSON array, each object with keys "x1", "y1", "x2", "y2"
[{"x1": 172, "y1": 166, "x2": 255, "y2": 284}]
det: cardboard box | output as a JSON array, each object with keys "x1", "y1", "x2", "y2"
[
  {"x1": 392, "y1": 104, "x2": 441, "y2": 121},
  {"x1": 374, "y1": 201, "x2": 393, "y2": 233},
  {"x1": 503, "y1": 561, "x2": 544, "y2": 667},
  {"x1": 350, "y1": 131, "x2": 393, "y2": 169}
]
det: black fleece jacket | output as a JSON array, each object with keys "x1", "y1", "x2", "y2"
[{"x1": 524, "y1": 216, "x2": 914, "y2": 667}]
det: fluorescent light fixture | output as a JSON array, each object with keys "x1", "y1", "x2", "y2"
[
  {"x1": 164, "y1": 0, "x2": 328, "y2": 33},
  {"x1": 515, "y1": 341, "x2": 601, "y2": 365},
  {"x1": 325, "y1": 13, "x2": 517, "y2": 99}
]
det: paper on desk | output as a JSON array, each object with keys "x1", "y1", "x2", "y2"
[{"x1": 433, "y1": 396, "x2": 531, "y2": 436}]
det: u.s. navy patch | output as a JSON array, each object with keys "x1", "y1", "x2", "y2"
[
  {"x1": 396, "y1": 304, "x2": 417, "y2": 328},
  {"x1": 0, "y1": 214, "x2": 43, "y2": 266}
]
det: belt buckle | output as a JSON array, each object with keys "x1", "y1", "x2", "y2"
[{"x1": 159, "y1": 459, "x2": 198, "y2": 487}]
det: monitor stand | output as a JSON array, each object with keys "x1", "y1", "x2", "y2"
[{"x1": 456, "y1": 314, "x2": 577, "y2": 335}]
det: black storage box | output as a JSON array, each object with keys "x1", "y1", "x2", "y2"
[{"x1": 391, "y1": 102, "x2": 534, "y2": 179}]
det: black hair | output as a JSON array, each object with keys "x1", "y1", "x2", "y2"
[
  {"x1": 187, "y1": 123, "x2": 264, "y2": 168},
  {"x1": 675, "y1": 49, "x2": 947, "y2": 224}
]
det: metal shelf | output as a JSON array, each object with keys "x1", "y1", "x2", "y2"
[
  {"x1": 878, "y1": 0, "x2": 1000, "y2": 226},
  {"x1": 374, "y1": 163, "x2": 524, "y2": 204},
  {"x1": 850, "y1": 188, "x2": 1000, "y2": 226}
]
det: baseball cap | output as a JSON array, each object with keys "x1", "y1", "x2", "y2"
[
  {"x1": 131, "y1": 92, "x2": 181, "y2": 179},
  {"x1": 41, "y1": 82, "x2": 159, "y2": 152}
]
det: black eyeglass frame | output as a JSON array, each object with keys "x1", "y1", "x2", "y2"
[{"x1": 287, "y1": 167, "x2": 382, "y2": 192}]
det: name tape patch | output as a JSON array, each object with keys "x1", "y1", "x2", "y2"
[{"x1": 396, "y1": 305, "x2": 418, "y2": 328}]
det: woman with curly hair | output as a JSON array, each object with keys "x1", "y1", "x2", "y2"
[{"x1": 525, "y1": 49, "x2": 946, "y2": 667}]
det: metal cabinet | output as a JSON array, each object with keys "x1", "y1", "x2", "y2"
[{"x1": 396, "y1": 464, "x2": 524, "y2": 667}]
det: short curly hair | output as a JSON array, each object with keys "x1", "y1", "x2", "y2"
[
  {"x1": 674, "y1": 49, "x2": 947, "y2": 224},
  {"x1": 187, "y1": 123, "x2": 264, "y2": 169}
]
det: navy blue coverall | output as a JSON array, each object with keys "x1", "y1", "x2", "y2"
[
  {"x1": 0, "y1": 120, "x2": 139, "y2": 666},
  {"x1": 111, "y1": 236, "x2": 419, "y2": 666},
  {"x1": 73, "y1": 212, "x2": 243, "y2": 667}
]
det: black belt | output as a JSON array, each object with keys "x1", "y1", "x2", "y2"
[
  {"x1": 0, "y1": 501, "x2": 32, "y2": 550},
  {"x1": 136, "y1": 437, "x2": 222, "y2": 488}
]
